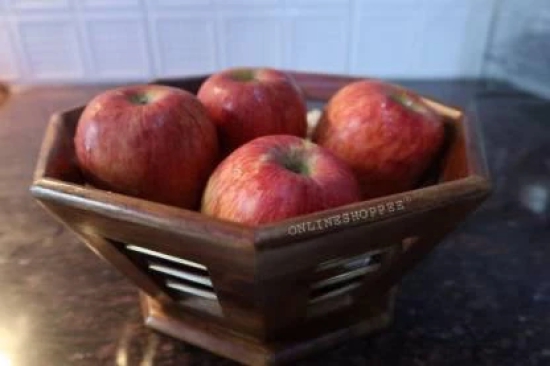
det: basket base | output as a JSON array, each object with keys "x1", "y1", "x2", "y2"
[{"x1": 140, "y1": 293, "x2": 394, "y2": 365}]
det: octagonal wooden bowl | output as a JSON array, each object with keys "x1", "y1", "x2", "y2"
[{"x1": 30, "y1": 72, "x2": 491, "y2": 366}]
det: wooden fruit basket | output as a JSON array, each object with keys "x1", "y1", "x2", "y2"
[{"x1": 30, "y1": 72, "x2": 491, "y2": 366}]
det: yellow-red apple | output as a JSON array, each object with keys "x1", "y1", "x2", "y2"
[
  {"x1": 197, "y1": 68, "x2": 307, "y2": 155},
  {"x1": 313, "y1": 80, "x2": 444, "y2": 199},
  {"x1": 74, "y1": 84, "x2": 218, "y2": 209},
  {"x1": 201, "y1": 135, "x2": 361, "y2": 225}
]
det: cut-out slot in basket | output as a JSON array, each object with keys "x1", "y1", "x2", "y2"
[
  {"x1": 115, "y1": 241, "x2": 219, "y2": 302},
  {"x1": 310, "y1": 250, "x2": 385, "y2": 303}
]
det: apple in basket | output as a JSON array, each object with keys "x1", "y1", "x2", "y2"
[
  {"x1": 197, "y1": 67, "x2": 307, "y2": 156},
  {"x1": 74, "y1": 85, "x2": 219, "y2": 209},
  {"x1": 313, "y1": 80, "x2": 445, "y2": 199},
  {"x1": 201, "y1": 135, "x2": 361, "y2": 225}
]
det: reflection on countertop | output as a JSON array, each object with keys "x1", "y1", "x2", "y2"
[
  {"x1": 0, "y1": 83, "x2": 9, "y2": 108},
  {"x1": 0, "y1": 80, "x2": 549, "y2": 365}
]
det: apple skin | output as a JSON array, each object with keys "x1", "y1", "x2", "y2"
[
  {"x1": 201, "y1": 135, "x2": 361, "y2": 225},
  {"x1": 313, "y1": 80, "x2": 445, "y2": 199},
  {"x1": 197, "y1": 68, "x2": 307, "y2": 155},
  {"x1": 74, "y1": 84, "x2": 219, "y2": 209}
]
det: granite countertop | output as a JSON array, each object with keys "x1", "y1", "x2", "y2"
[{"x1": 0, "y1": 80, "x2": 548, "y2": 366}]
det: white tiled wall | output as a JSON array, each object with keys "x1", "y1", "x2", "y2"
[
  {"x1": 151, "y1": 14, "x2": 217, "y2": 76},
  {"x1": 0, "y1": 19, "x2": 19, "y2": 79},
  {"x1": 486, "y1": 0, "x2": 550, "y2": 98},
  {"x1": 0, "y1": 0, "x2": 497, "y2": 83}
]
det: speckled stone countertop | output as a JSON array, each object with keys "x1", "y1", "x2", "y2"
[{"x1": 0, "y1": 80, "x2": 548, "y2": 366}]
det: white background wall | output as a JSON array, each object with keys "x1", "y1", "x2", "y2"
[
  {"x1": 0, "y1": 0, "x2": 497, "y2": 84},
  {"x1": 486, "y1": 0, "x2": 550, "y2": 98}
]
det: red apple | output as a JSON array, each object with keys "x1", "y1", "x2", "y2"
[
  {"x1": 313, "y1": 80, "x2": 445, "y2": 199},
  {"x1": 197, "y1": 67, "x2": 307, "y2": 155},
  {"x1": 74, "y1": 84, "x2": 219, "y2": 209},
  {"x1": 201, "y1": 135, "x2": 361, "y2": 225}
]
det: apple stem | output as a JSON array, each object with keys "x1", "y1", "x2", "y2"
[
  {"x1": 389, "y1": 92, "x2": 427, "y2": 115},
  {"x1": 129, "y1": 93, "x2": 150, "y2": 105},
  {"x1": 281, "y1": 154, "x2": 309, "y2": 176},
  {"x1": 230, "y1": 69, "x2": 256, "y2": 82}
]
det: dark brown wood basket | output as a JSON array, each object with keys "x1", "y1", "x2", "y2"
[{"x1": 30, "y1": 72, "x2": 491, "y2": 366}]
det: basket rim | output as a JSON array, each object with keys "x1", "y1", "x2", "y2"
[{"x1": 30, "y1": 71, "x2": 492, "y2": 251}]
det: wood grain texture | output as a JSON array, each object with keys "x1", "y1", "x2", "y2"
[
  {"x1": 141, "y1": 292, "x2": 393, "y2": 366},
  {"x1": 30, "y1": 72, "x2": 491, "y2": 365}
]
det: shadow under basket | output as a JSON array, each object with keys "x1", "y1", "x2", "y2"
[{"x1": 30, "y1": 72, "x2": 491, "y2": 366}]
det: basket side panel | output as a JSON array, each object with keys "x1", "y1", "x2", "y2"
[
  {"x1": 440, "y1": 116, "x2": 469, "y2": 182},
  {"x1": 254, "y1": 184, "x2": 489, "y2": 338},
  {"x1": 208, "y1": 269, "x2": 270, "y2": 338},
  {"x1": 34, "y1": 109, "x2": 84, "y2": 184},
  {"x1": 252, "y1": 268, "x2": 314, "y2": 339},
  {"x1": 36, "y1": 199, "x2": 172, "y2": 302},
  {"x1": 34, "y1": 196, "x2": 268, "y2": 337},
  {"x1": 354, "y1": 192, "x2": 487, "y2": 303},
  {"x1": 288, "y1": 71, "x2": 361, "y2": 101}
]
